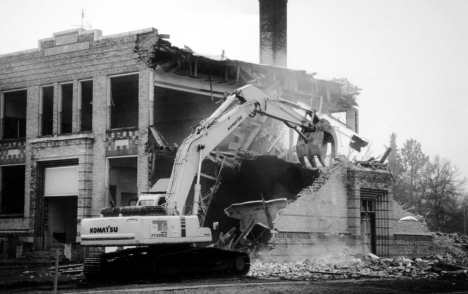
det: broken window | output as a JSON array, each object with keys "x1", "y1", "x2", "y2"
[
  {"x1": 108, "y1": 157, "x2": 138, "y2": 207},
  {"x1": 59, "y1": 83, "x2": 73, "y2": 134},
  {"x1": 0, "y1": 165, "x2": 25, "y2": 215},
  {"x1": 80, "y1": 80, "x2": 93, "y2": 132},
  {"x1": 110, "y1": 74, "x2": 139, "y2": 129},
  {"x1": 41, "y1": 86, "x2": 54, "y2": 136},
  {"x1": 2, "y1": 90, "x2": 27, "y2": 139}
]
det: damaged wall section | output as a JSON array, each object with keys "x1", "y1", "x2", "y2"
[
  {"x1": 270, "y1": 163, "x2": 351, "y2": 260},
  {"x1": 269, "y1": 162, "x2": 433, "y2": 261}
]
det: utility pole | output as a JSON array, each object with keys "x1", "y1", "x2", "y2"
[{"x1": 464, "y1": 205, "x2": 466, "y2": 235}]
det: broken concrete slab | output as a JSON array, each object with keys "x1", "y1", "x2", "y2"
[{"x1": 225, "y1": 198, "x2": 288, "y2": 231}]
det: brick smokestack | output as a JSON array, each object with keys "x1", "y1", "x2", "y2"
[{"x1": 259, "y1": 0, "x2": 287, "y2": 67}]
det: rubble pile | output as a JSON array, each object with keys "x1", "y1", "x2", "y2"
[
  {"x1": 248, "y1": 252, "x2": 468, "y2": 280},
  {"x1": 431, "y1": 232, "x2": 468, "y2": 265},
  {"x1": 15, "y1": 264, "x2": 84, "y2": 280}
]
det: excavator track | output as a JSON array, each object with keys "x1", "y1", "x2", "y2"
[
  {"x1": 83, "y1": 247, "x2": 250, "y2": 280},
  {"x1": 83, "y1": 255, "x2": 104, "y2": 280}
]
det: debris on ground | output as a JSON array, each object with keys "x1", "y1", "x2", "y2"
[
  {"x1": 48, "y1": 264, "x2": 84, "y2": 276},
  {"x1": 248, "y1": 252, "x2": 468, "y2": 281},
  {"x1": 431, "y1": 232, "x2": 468, "y2": 265},
  {"x1": 15, "y1": 263, "x2": 84, "y2": 279}
]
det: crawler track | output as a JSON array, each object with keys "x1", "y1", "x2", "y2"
[{"x1": 83, "y1": 247, "x2": 250, "y2": 280}]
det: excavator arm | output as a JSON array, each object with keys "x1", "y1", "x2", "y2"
[
  {"x1": 80, "y1": 86, "x2": 369, "y2": 280},
  {"x1": 163, "y1": 85, "x2": 323, "y2": 216}
]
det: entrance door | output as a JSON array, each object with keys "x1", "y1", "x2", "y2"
[
  {"x1": 43, "y1": 166, "x2": 79, "y2": 249},
  {"x1": 360, "y1": 199, "x2": 376, "y2": 254}
]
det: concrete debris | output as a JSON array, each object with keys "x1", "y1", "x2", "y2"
[
  {"x1": 224, "y1": 198, "x2": 288, "y2": 231},
  {"x1": 212, "y1": 227, "x2": 237, "y2": 249},
  {"x1": 431, "y1": 232, "x2": 468, "y2": 264},
  {"x1": 16, "y1": 264, "x2": 84, "y2": 278},
  {"x1": 48, "y1": 264, "x2": 84, "y2": 276},
  {"x1": 248, "y1": 252, "x2": 468, "y2": 281},
  {"x1": 354, "y1": 160, "x2": 388, "y2": 170}
]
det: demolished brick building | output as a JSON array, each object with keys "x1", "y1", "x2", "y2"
[{"x1": 0, "y1": 2, "x2": 431, "y2": 262}]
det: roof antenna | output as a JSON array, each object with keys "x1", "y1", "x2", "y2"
[{"x1": 71, "y1": 9, "x2": 92, "y2": 30}]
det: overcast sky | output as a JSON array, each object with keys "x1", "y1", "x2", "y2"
[{"x1": 1, "y1": 0, "x2": 467, "y2": 184}]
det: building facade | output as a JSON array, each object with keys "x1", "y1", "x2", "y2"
[
  {"x1": 0, "y1": 28, "x2": 156, "y2": 258},
  {"x1": 1, "y1": 27, "x2": 414, "y2": 261}
]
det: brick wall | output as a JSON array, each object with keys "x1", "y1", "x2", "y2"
[
  {"x1": 0, "y1": 28, "x2": 159, "y2": 254},
  {"x1": 28, "y1": 136, "x2": 92, "y2": 245}
]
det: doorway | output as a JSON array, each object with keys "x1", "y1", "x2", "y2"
[
  {"x1": 45, "y1": 196, "x2": 77, "y2": 248},
  {"x1": 108, "y1": 157, "x2": 138, "y2": 207},
  {"x1": 42, "y1": 165, "x2": 79, "y2": 249}
]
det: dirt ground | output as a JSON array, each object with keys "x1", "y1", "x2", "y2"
[{"x1": 1, "y1": 262, "x2": 468, "y2": 294}]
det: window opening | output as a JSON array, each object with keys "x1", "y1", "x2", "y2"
[
  {"x1": 3, "y1": 90, "x2": 27, "y2": 139},
  {"x1": 80, "y1": 80, "x2": 93, "y2": 132},
  {"x1": 153, "y1": 86, "x2": 218, "y2": 145},
  {"x1": 128, "y1": 198, "x2": 138, "y2": 206},
  {"x1": 110, "y1": 74, "x2": 139, "y2": 129},
  {"x1": 0, "y1": 165, "x2": 25, "y2": 215},
  {"x1": 41, "y1": 86, "x2": 54, "y2": 136},
  {"x1": 60, "y1": 83, "x2": 73, "y2": 134}
]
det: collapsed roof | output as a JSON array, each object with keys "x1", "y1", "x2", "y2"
[{"x1": 135, "y1": 32, "x2": 360, "y2": 114}]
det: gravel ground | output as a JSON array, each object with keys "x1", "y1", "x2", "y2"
[{"x1": 1, "y1": 262, "x2": 468, "y2": 294}]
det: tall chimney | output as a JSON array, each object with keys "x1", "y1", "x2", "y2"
[{"x1": 259, "y1": 0, "x2": 287, "y2": 67}]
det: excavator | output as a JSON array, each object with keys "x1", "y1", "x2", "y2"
[{"x1": 80, "y1": 84, "x2": 368, "y2": 279}]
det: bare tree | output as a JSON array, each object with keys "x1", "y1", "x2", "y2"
[
  {"x1": 400, "y1": 139, "x2": 429, "y2": 212},
  {"x1": 421, "y1": 156, "x2": 467, "y2": 231}
]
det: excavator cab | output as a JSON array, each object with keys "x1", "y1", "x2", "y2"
[{"x1": 136, "y1": 194, "x2": 166, "y2": 207}]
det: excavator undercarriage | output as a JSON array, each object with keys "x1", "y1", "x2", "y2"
[{"x1": 83, "y1": 245, "x2": 250, "y2": 280}]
